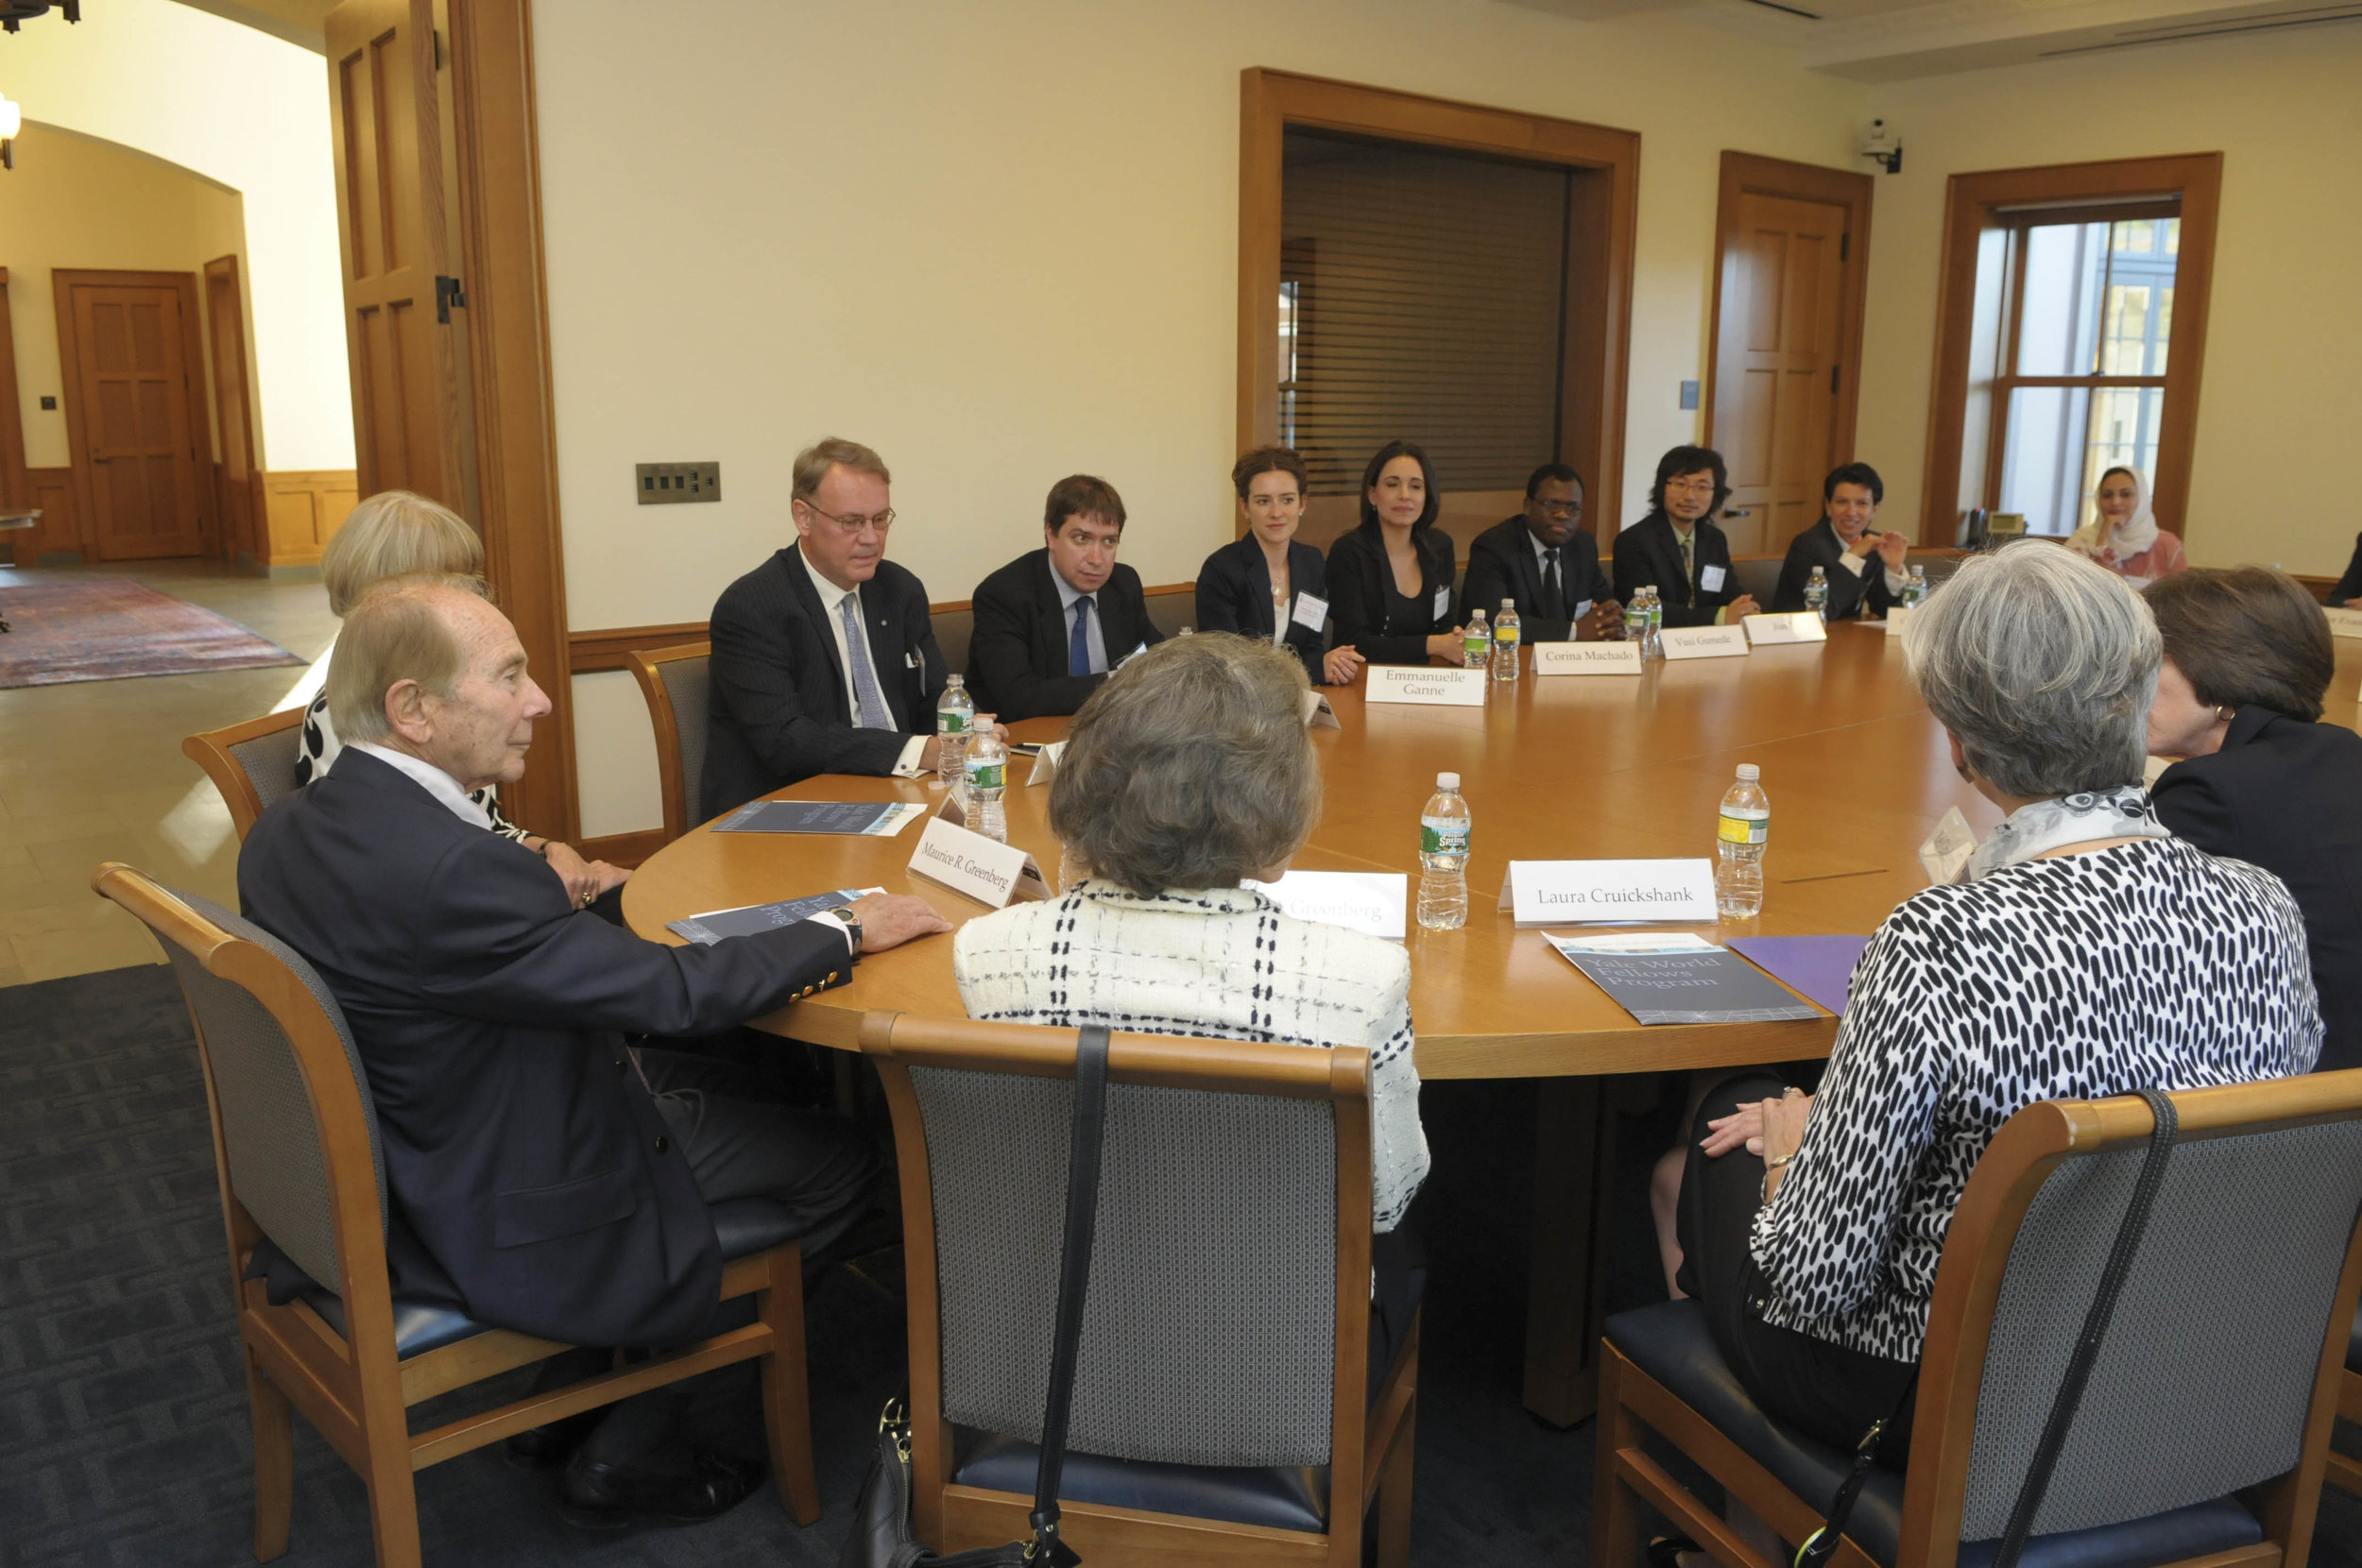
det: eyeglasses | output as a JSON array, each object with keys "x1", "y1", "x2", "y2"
[
  {"x1": 800, "y1": 502, "x2": 896, "y2": 535},
  {"x1": 1664, "y1": 477, "x2": 1718, "y2": 496},
  {"x1": 1532, "y1": 499, "x2": 1581, "y2": 517}
]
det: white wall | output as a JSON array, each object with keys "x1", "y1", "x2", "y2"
[{"x1": 7, "y1": 0, "x2": 352, "y2": 472}]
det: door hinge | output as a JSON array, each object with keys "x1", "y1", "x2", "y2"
[
  {"x1": 434, "y1": 28, "x2": 444, "y2": 70},
  {"x1": 1840, "y1": 232, "x2": 1850, "y2": 262},
  {"x1": 436, "y1": 275, "x2": 468, "y2": 323},
  {"x1": 1830, "y1": 365, "x2": 1840, "y2": 394}
]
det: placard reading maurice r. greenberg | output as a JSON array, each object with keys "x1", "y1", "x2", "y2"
[
  {"x1": 1365, "y1": 665, "x2": 1489, "y2": 707},
  {"x1": 1498, "y1": 858, "x2": 1718, "y2": 926},
  {"x1": 1245, "y1": 870, "x2": 1407, "y2": 941},
  {"x1": 1532, "y1": 640, "x2": 1642, "y2": 675},
  {"x1": 907, "y1": 816, "x2": 1050, "y2": 908},
  {"x1": 1658, "y1": 625, "x2": 1751, "y2": 660}
]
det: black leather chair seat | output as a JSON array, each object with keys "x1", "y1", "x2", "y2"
[
  {"x1": 1607, "y1": 1302, "x2": 2263, "y2": 1568},
  {"x1": 304, "y1": 1198, "x2": 805, "y2": 1361},
  {"x1": 951, "y1": 1428, "x2": 1327, "y2": 1533}
]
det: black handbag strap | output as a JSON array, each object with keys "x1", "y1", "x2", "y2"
[{"x1": 1019, "y1": 1023, "x2": 1112, "y2": 1568}]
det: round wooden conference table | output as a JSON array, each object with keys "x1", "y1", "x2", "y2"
[{"x1": 625, "y1": 620, "x2": 2362, "y2": 1424}]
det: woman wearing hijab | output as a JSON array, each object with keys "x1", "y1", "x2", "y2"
[{"x1": 2066, "y1": 466, "x2": 2185, "y2": 585}]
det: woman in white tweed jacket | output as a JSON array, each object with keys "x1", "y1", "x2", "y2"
[{"x1": 951, "y1": 633, "x2": 1430, "y2": 1235}]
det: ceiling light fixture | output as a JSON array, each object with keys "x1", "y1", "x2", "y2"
[
  {"x1": 1, "y1": 2, "x2": 79, "y2": 34},
  {"x1": 1860, "y1": 118, "x2": 1903, "y2": 175}
]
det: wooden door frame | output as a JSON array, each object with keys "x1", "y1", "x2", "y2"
[
  {"x1": 1702, "y1": 151, "x2": 1874, "y2": 536},
  {"x1": 52, "y1": 267, "x2": 214, "y2": 561},
  {"x1": 1237, "y1": 69, "x2": 1640, "y2": 556},
  {"x1": 202, "y1": 254, "x2": 263, "y2": 565},
  {"x1": 0, "y1": 268, "x2": 30, "y2": 564},
  {"x1": 1919, "y1": 152, "x2": 2221, "y2": 545}
]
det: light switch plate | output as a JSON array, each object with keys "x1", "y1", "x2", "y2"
[
  {"x1": 636, "y1": 461, "x2": 721, "y2": 504},
  {"x1": 1679, "y1": 381, "x2": 1700, "y2": 411}
]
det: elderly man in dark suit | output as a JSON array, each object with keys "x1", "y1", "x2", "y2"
[
  {"x1": 1772, "y1": 462, "x2": 1911, "y2": 619},
  {"x1": 966, "y1": 473, "x2": 1164, "y2": 721},
  {"x1": 704, "y1": 436, "x2": 971, "y2": 819},
  {"x1": 239, "y1": 575, "x2": 950, "y2": 1527},
  {"x1": 1612, "y1": 446, "x2": 1760, "y2": 628},
  {"x1": 1461, "y1": 463, "x2": 1622, "y2": 643}
]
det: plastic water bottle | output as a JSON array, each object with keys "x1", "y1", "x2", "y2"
[
  {"x1": 1805, "y1": 566, "x2": 1829, "y2": 622},
  {"x1": 1417, "y1": 773, "x2": 1471, "y2": 930},
  {"x1": 1647, "y1": 587, "x2": 1664, "y2": 658},
  {"x1": 1625, "y1": 587, "x2": 1652, "y2": 643},
  {"x1": 1715, "y1": 763, "x2": 1770, "y2": 919},
  {"x1": 935, "y1": 674, "x2": 974, "y2": 790},
  {"x1": 1463, "y1": 608, "x2": 1491, "y2": 672},
  {"x1": 1492, "y1": 600, "x2": 1520, "y2": 682},
  {"x1": 965, "y1": 729, "x2": 1007, "y2": 843},
  {"x1": 1902, "y1": 564, "x2": 1928, "y2": 607}
]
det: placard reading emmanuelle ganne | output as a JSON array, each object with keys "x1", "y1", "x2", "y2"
[
  {"x1": 1365, "y1": 666, "x2": 1488, "y2": 706},
  {"x1": 1498, "y1": 859, "x2": 1717, "y2": 926}
]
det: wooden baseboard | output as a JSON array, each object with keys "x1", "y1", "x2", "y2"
[
  {"x1": 260, "y1": 469, "x2": 360, "y2": 567},
  {"x1": 15, "y1": 467, "x2": 77, "y2": 565},
  {"x1": 579, "y1": 827, "x2": 667, "y2": 867}
]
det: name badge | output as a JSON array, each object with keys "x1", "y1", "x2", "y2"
[
  {"x1": 1432, "y1": 588, "x2": 1452, "y2": 622},
  {"x1": 1301, "y1": 690, "x2": 1341, "y2": 728},
  {"x1": 1699, "y1": 563, "x2": 1728, "y2": 593},
  {"x1": 1367, "y1": 665, "x2": 1488, "y2": 707},
  {"x1": 1025, "y1": 740, "x2": 1068, "y2": 786},
  {"x1": 1883, "y1": 605, "x2": 1915, "y2": 637},
  {"x1": 1919, "y1": 806, "x2": 1977, "y2": 885},
  {"x1": 1532, "y1": 640, "x2": 1641, "y2": 675},
  {"x1": 2324, "y1": 606, "x2": 2362, "y2": 639},
  {"x1": 1245, "y1": 870, "x2": 1406, "y2": 942},
  {"x1": 1292, "y1": 592, "x2": 1328, "y2": 633},
  {"x1": 1742, "y1": 611, "x2": 1828, "y2": 646},
  {"x1": 1497, "y1": 859, "x2": 1718, "y2": 927},
  {"x1": 908, "y1": 816, "x2": 1050, "y2": 908},
  {"x1": 1660, "y1": 625, "x2": 1750, "y2": 659}
]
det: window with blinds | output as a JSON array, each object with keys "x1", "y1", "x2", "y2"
[{"x1": 1280, "y1": 129, "x2": 1572, "y2": 495}]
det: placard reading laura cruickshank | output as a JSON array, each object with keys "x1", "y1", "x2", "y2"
[{"x1": 1498, "y1": 858, "x2": 1717, "y2": 926}]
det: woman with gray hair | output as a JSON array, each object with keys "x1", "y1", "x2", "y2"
[
  {"x1": 953, "y1": 632, "x2": 1430, "y2": 1242},
  {"x1": 1665, "y1": 542, "x2": 2319, "y2": 1477}
]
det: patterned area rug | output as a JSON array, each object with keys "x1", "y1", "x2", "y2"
[{"x1": 0, "y1": 577, "x2": 302, "y2": 689}]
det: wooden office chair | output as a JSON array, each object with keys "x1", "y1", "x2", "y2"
[
  {"x1": 625, "y1": 640, "x2": 711, "y2": 842},
  {"x1": 1596, "y1": 1073, "x2": 2362, "y2": 1568},
  {"x1": 2321, "y1": 1321, "x2": 2362, "y2": 1497},
  {"x1": 859, "y1": 1009, "x2": 1418, "y2": 1568},
  {"x1": 94, "y1": 862, "x2": 821, "y2": 1567},
  {"x1": 183, "y1": 707, "x2": 308, "y2": 841},
  {"x1": 930, "y1": 604, "x2": 975, "y2": 684}
]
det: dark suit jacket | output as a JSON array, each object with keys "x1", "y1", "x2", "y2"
[
  {"x1": 238, "y1": 748, "x2": 850, "y2": 1346},
  {"x1": 966, "y1": 549, "x2": 1162, "y2": 721},
  {"x1": 1772, "y1": 520, "x2": 1898, "y2": 620},
  {"x1": 2332, "y1": 532, "x2": 2362, "y2": 607},
  {"x1": 1461, "y1": 516, "x2": 1611, "y2": 643},
  {"x1": 1326, "y1": 525, "x2": 1458, "y2": 665},
  {"x1": 2153, "y1": 707, "x2": 2362, "y2": 1071},
  {"x1": 704, "y1": 547, "x2": 947, "y2": 820},
  {"x1": 1194, "y1": 535, "x2": 1334, "y2": 684},
  {"x1": 1612, "y1": 512, "x2": 1738, "y2": 628}
]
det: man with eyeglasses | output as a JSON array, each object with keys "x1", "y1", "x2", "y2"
[
  {"x1": 704, "y1": 436, "x2": 974, "y2": 817},
  {"x1": 1462, "y1": 463, "x2": 1622, "y2": 643},
  {"x1": 1612, "y1": 445, "x2": 1760, "y2": 628},
  {"x1": 966, "y1": 473, "x2": 1164, "y2": 721}
]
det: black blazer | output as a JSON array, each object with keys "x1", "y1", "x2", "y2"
[
  {"x1": 1612, "y1": 512, "x2": 1738, "y2": 628},
  {"x1": 2153, "y1": 707, "x2": 2362, "y2": 1072},
  {"x1": 1326, "y1": 525, "x2": 1457, "y2": 665},
  {"x1": 1772, "y1": 520, "x2": 1898, "y2": 620},
  {"x1": 238, "y1": 748, "x2": 849, "y2": 1346},
  {"x1": 1195, "y1": 535, "x2": 1334, "y2": 684},
  {"x1": 966, "y1": 549, "x2": 1162, "y2": 721},
  {"x1": 704, "y1": 546, "x2": 947, "y2": 820},
  {"x1": 1461, "y1": 516, "x2": 1611, "y2": 643},
  {"x1": 2331, "y1": 532, "x2": 2362, "y2": 607}
]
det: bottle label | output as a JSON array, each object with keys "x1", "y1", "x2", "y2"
[
  {"x1": 1421, "y1": 817, "x2": 1470, "y2": 856},
  {"x1": 966, "y1": 758, "x2": 1003, "y2": 791},
  {"x1": 937, "y1": 710, "x2": 967, "y2": 734},
  {"x1": 1718, "y1": 811, "x2": 1769, "y2": 845},
  {"x1": 1463, "y1": 633, "x2": 1488, "y2": 657},
  {"x1": 1494, "y1": 625, "x2": 1519, "y2": 648}
]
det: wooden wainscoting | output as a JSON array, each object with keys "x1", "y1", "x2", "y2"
[
  {"x1": 23, "y1": 468, "x2": 81, "y2": 563},
  {"x1": 259, "y1": 469, "x2": 360, "y2": 567}
]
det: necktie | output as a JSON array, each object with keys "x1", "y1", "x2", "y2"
[
  {"x1": 837, "y1": 593, "x2": 893, "y2": 729},
  {"x1": 1070, "y1": 596, "x2": 1096, "y2": 677},
  {"x1": 1679, "y1": 531, "x2": 1695, "y2": 598},
  {"x1": 1538, "y1": 548, "x2": 1566, "y2": 622}
]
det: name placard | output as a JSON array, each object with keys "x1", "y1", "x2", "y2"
[
  {"x1": 1024, "y1": 740, "x2": 1068, "y2": 787},
  {"x1": 1496, "y1": 858, "x2": 1718, "y2": 926},
  {"x1": 1660, "y1": 625, "x2": 1751, "y2": 660},
  {"x1": 1533, "y1": 640, "x2": 1642, "y2": 675},
  {"x1": 1743, "y1": 611, "x2": 1829, "y2": 646},
  {"x1": 1245, "y1": 870, "x2": 1407, "y2": 942},
  {"x1": 1882, "y1": 605, "x2": 1916, "y2": 637},
  {"x1": 1366, "y1": 665, "x2": 1488, "y2": 707},
  {"x1": 907, "y1": 816, "x2": 1050, "y2": 908},
  {"x1": 2324, "y1": 606, "x2": 2362, "y2": 640},
  {"x1": 1302, "y1": 690, "x2": 1342, "y2": 728},
  {"x1": 1918, "y1": 805, "x2": 1976, "y2": 885}
]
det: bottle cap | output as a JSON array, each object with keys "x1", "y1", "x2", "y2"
[
  {"x1": 1502, "y1": 599, "x2": 1515, "y2": 610},
  {"x1": 1737, "y1": 763, "x2": 1760, "y2": 782},
  {"x1": 1437, "y1": 773, "x2": 1460, "y2": 790}
]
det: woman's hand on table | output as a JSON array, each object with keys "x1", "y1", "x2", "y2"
[
  {"x1": 849, "y1": 892, "x2": 953, "y2": 952},
  {"x1": 1322, "y1": 647, "x2": 1365, "y2": 685},
  {"x1": 1701, "y1": 1088, "x2": 1814, "y2": 1161}
]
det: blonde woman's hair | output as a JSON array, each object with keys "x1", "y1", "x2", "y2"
[
  {"x1": 325, "y1": 574, "x2": 487, "y2": 743},
  {"x1": 320, "y1": 491, "x2": 486, "y2": 616}
]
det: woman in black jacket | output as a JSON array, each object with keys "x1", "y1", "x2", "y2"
[
  {"x1": 1195, "y1": 447, "x2": 1364, "y2": 686},
  {"x1": 2147, "y1": 568, "x2": 2362, "y2": 1071},
  {"x1": 1326, "y1": 440, "x2": 1463, "y2": 665}
]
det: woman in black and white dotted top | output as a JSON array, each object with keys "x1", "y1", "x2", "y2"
[{"x1": 1677, "y1": 542, "x2": 2320, "y2": 1463}]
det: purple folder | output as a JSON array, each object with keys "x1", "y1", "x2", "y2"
[{"x1": 1726, "y1": 935, "x2": 1873, "y2": 1018}]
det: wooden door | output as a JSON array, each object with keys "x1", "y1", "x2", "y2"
[
  {"x1": 328, "y1": 0, "x2": 467, "y2": 507},
  {"x1": 203, "y1": 256, "x2": 262, "y2": 562},
  {"x1": 1709, "y1": 192, "x2": 1846, "y2": 555},
  {"x1": 56, "y1": 274, "x2": 210, "y2": 561}
]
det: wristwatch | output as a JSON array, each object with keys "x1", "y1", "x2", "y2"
[{"x1": 828, "y1": 905, "x2": 864, "y2": 960}]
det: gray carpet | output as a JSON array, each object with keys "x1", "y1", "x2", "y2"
[{"x1": 5, "y1": 965, "x2": 2359, "y2": 1566}]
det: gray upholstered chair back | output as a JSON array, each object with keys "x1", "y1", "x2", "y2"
[
  {"x1": 911, "y1": 1067, "x2": 1340, "y2": 1469},
  {"x1": 231, "y1": 721, "x2": 305, "y2": 817},
  {"x1": 1959, "y1": 1117, "x2": 2362, "y2": 1539},
  {"x1": 1141, "y1": 589, "x2": 1195, "y2": 641},
  {"x1": 933, "y1": 607, "x2": 974, "y2": 680},
  {"x1": 160, "y1": 890, "x2": 388, "y2": 1296},
  {"x1": 656, "y1": 656, "x2": 710, "y2": 827}
]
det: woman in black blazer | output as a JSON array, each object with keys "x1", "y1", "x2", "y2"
[
  {"x1": 1196, "y1": 447, "x2": 1365, "y2": 686},
  {"x1": 1326, "y1": 439, "x2": 1463, "y2": 665},
  {"x1": 2147, "y1": 568, "x2": 2362, "y2": 1071}
]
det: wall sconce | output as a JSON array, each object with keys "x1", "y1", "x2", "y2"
[
  {"x1": 1860, "y1": 118, "x2": 1902, "y2": 175},
  {"x1": 0, "y1": 94, "x2": 19, "y2": 172}
]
